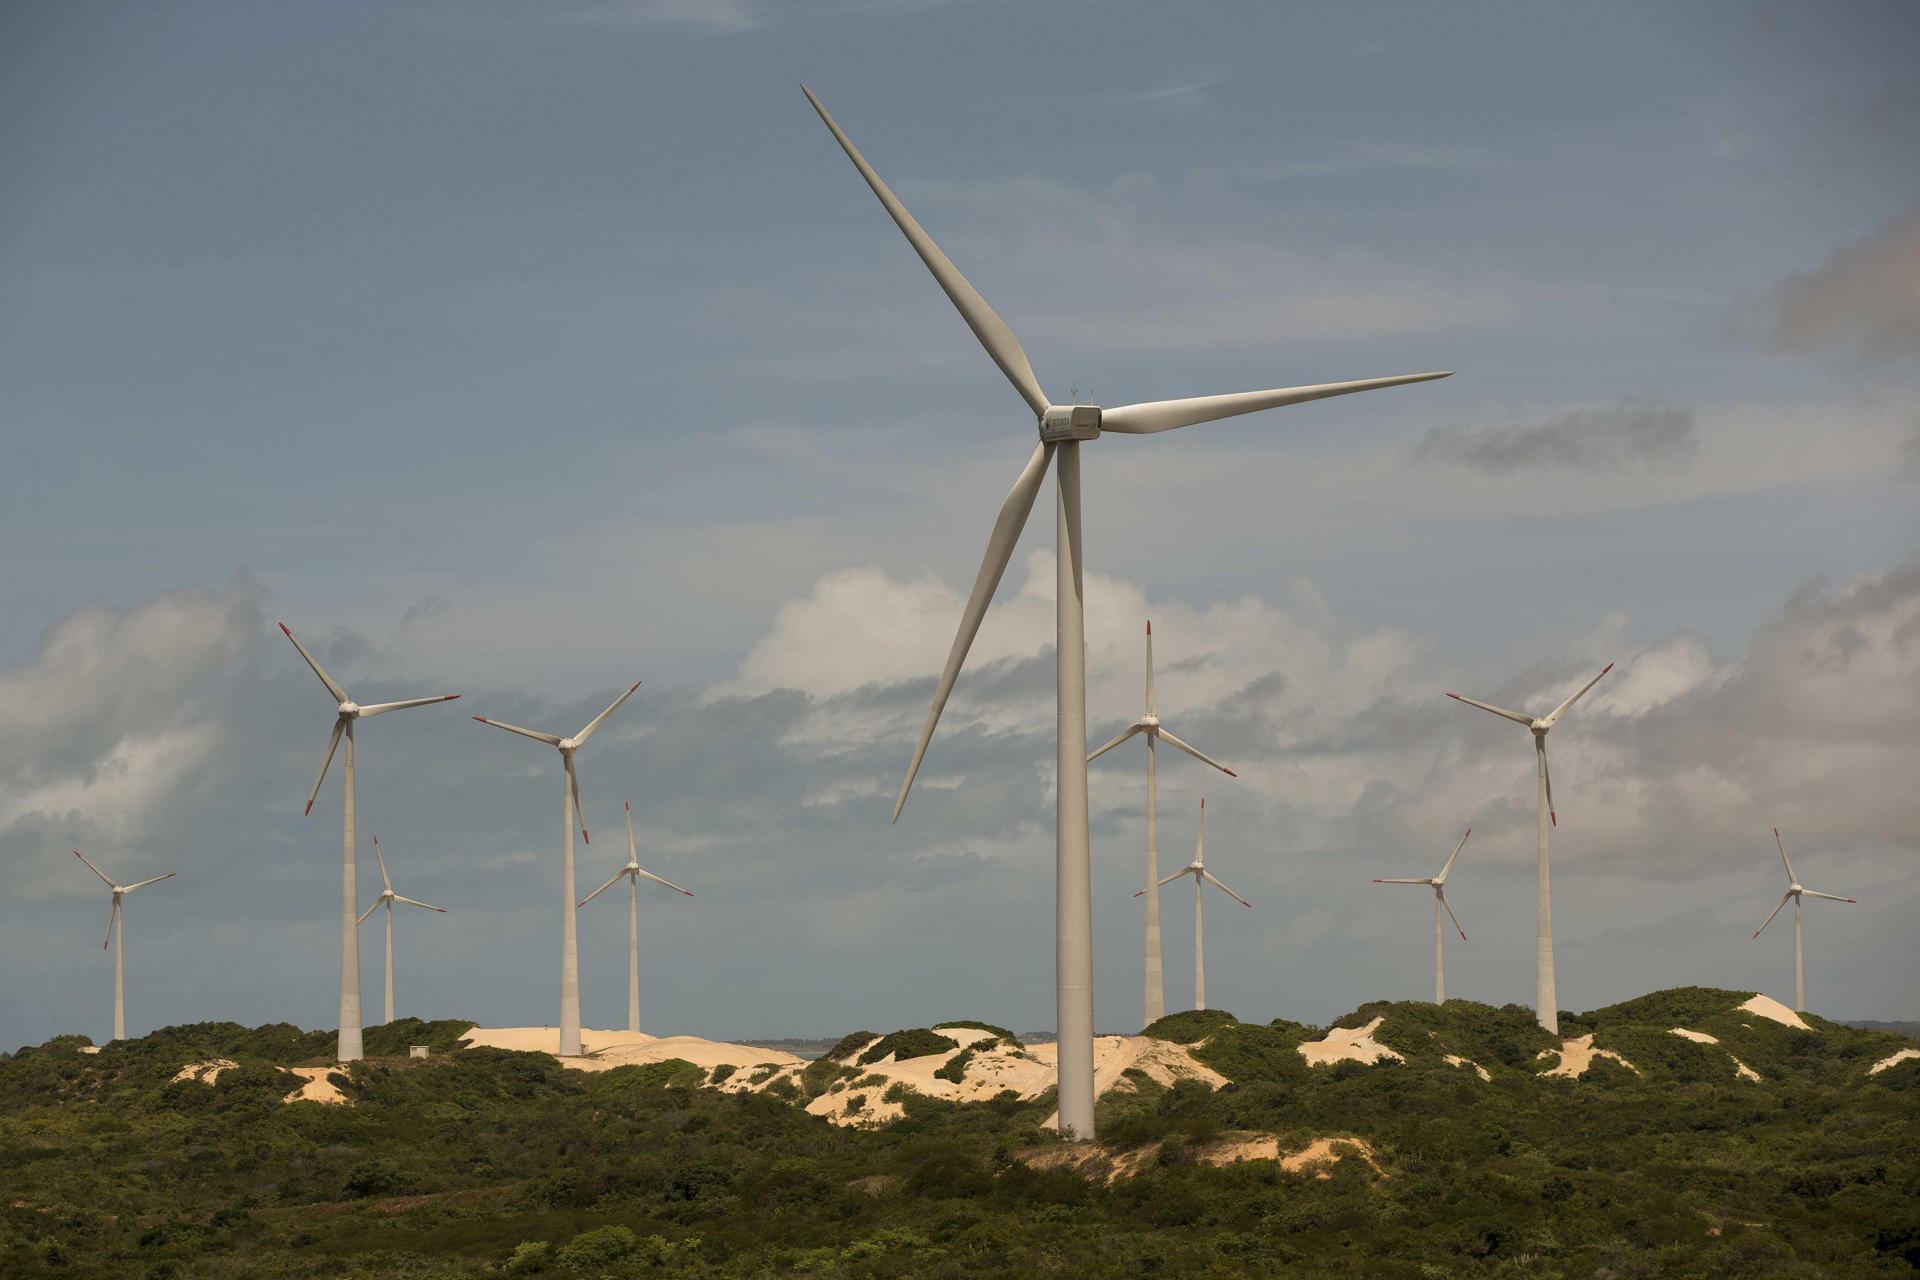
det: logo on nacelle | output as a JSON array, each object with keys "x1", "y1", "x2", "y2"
[{"x1": 1040, "y1": 405, "x2": 1102, "y2": 441}]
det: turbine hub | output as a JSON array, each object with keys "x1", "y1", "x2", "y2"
[
  {"x1": 559, "y1": 738, "x2": 577, "y2": 752},
  {"x1": 1039, "y1": 404, "x2": 1101, "y2": 442},
  {"x1": 339, "y1": 701, "x2": 360, "y2": 717},
  {"x1": 1140, "y1": 713, "x2": 1160, "y2": 729}
]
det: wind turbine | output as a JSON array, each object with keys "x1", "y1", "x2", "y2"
[
  {"x1": 1753, "y1": 827, "x2": 1854, "y2": 1014},
  {"x1": 1137, "y1": 799, "x2": 1249, "y2": 1012},
  {"x1": 74, "y1": 851, "x2": 174, "y2": 1043},
  {"x1": 472, "y1": 681, "x2": 641, "y2": 1057},
  {"x1": 357, "y1": 835, "x2": 445, "y2": 1026},
  {"x1": 804, "y1": 86, "x2": 1450, "y2": 1138},
  {"x1": 580, "y1": 801, "x2": 693, "y2": 1035},
  {"x1": 281, "y1": 622, "x2": 459, "y2": 1063},
  {"x1": 1372, "y1": 828, "x2": 1470, "y2": 1004},
  {"x1": 1447, "y1": 662, "x2": 1610, "y2": 1035},
  {"x1": 1089, "y1": 621, "x2": 1235, "y2": 1030}
]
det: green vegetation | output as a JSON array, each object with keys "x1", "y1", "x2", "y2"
[
  {"x1": 3, "y1": 990, "x2": 1915, "y2": 1278},
  {"x1": 932, "y1": 1048, "x2": 974, "y2": 1083},
  {"x1": 855, "y1": 1028, "x2": 959, "y2": 1066},
  {"x1": 821, "y1": 1030, "x2": 877, "y2": 1063}
]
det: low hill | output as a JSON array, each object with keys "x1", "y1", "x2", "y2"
[{"x1": 3, "y1": 991, "x2": 1914, "y2": 1278}]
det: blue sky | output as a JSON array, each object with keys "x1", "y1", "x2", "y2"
[{"x1": 3, "y1": 1, "x2": 1916, "y2": 1048}]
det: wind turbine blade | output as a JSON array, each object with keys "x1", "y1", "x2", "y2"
[
  {"x1": 1101, "y1": 371, "x2": 1453, "y2": 435},
  {"x1": 1774, "y1": 827, "x2": 1797, "y2": 885},
  {"x1": 1157, "y1": 869, "x2": 1191, "y2": 887},
  {"x1": 569, "y1": 759, "x2": 590, "y2": 844},
  {"x1": 357, "y1": 694, "x2": 460, "y2": 718},
  {"x1": 1541, "y1": 738, "x2": 1556, "y2": 826},
  {"x1": 1445, "y1": 692, "x2": 1533, "y2": 726},
  {"x1": 74, "y1": 850, "x2": 115, "y2": 888},
  {"x1": 1372, "y1": 877, "x2": 1431, "y2": 885},
  {"x1": 1086, "y1": 723, "x2": 1145, "y2": 764},
  {"x1": 894, "y1": 441, "x2": 1056, "y2": 821},
  {"x1": 305, "y1": 718, "x2": 347, "y2": 815},
  {"x1": 579, "y1": 869, "x2": 626, "y2": 908},
  {"x1": 104, "y1": 898, "x2": 119, "y2": 949},
  {"x1": 637, "y1": 868, "x2": 694, "y2": 897},
  {"x1": 1144, "y1": 620, "x2": 1157, "y2": 715},
  {"x1": 357, "y1": 900, "x2": 381, "y2": 925},
  {"x1": 1753, "y1": 892, "x2": 1792, "y2": 938},
  {"x1": 373, "y1": 836, "x2": 392, "y2": 893},
  {"x1": 1801, "y1": 890, "x2": 1856, "y2": 904},
  {"x1": 1439, "y1": 890, "x2": 1467, "y2": 940},
  {"x1": 279, "y1": 623, "x2": 347, "y2": 702},
  {"x1": 573, "y1": 681, "x2": 641, "y2": 747},
  {"x1": 471, "y1": 716, "x2": 564, "y2": 747},
  {"x1": 1539, "y1": 663, "x2": 1613, "y2": 727},
  {"x1": 1156, "y1": 728, "x2": 1236, "y2": 777},
  {"x1": 625, "y1": 801, "x2": 638, "y2": 862},
  {"x1": 122, "y1": 872, "x2": 175, "y2": 893},
  {"x1": 393, "y1": 895, "x2": 445, "y2": 912},
  {"x1": 803, "y1": 87, "x2": 1049, "y2": 418},
  {"x1": 1202, "y1": 871, "x2": 1251, "y2": 908},
  {"x1": 1436, "y1": 828, "x2": 1471, "y2": 882}
]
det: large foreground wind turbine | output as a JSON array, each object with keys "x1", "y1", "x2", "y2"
[
  {"x1": 1372, "y1": 829, "x2": 1470, "y2": 1004},
  {"x1": 281, "y1": 622, "x2": 459, "y2": 1062},
  {"x1": 1447, "y1": 663, "x2": 1610, "y2": 1035},
  {"x1": 74, "y1": 851, "x2": 173, "y2": 1042},
  {"x1": 1753, "y1": 828, "x2": 1854, "y2": 1014},
  {"x1": 580, "y1": 801, "x2": 693, "y2": 1034},
  {"x1": 1138, "y1": 799, "x2": 1249, "y2": 1012},
  {"x1": 473, "y1": 681, "x2": 641, "y2": 1057},
  {"x1": 357, "y1": 836, "x2": 445, "y2": 1026},
  {"x1": 1089, "y1": 621, "x2": 1235, "y2": 1030},
  {"x1": 805, "y1": 86, "x2": 1450, "y2": 1138}
]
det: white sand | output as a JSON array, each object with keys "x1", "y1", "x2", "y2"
[
  {"x1": 78, "y1": 1046, "x2": 100, "y2": 1055},
  {"x1": 283, "y1": 1066, "x2": 350, "y2": 1105},
  {"x1": 1869, "y1": 1048, "x2": 1920, "y2": 1075},
  {"x1": 1730, "y1": 1057, "x2": 1761, "y2": 1082},
  {"x1": 1538, "y1": 1035, "x2": 1638, "y2": 1079},
  {"x1": 171, "y1": 1059, "x2": 239, "y2": 1084},
  {"x1": 1738, "y1": 995, "x2": 1811, "y2": 1031},
  {"x1": 1298, "y1": 1017, "x2": 1404, "y2": 1067},
  {"x1": 1444, "y1": 1054, "x2": 1491, "y2": 1081},
  {"x1": 457, "y1": 1026, "x2": 803, "y2": 1075}
]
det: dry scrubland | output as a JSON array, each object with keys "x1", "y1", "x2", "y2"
[{"x1": 4, "y1": 988, "x2": 1917, "y2": 1278}]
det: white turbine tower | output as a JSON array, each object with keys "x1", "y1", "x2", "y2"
[
  {"x1": 1372, "y1": 828, "x2": 1471, "y2": 1004},
  {"x1": 1447, "y1": 662, "x2": 1611, "y2": 1035},
  {"x1": 805, "y1": 86, "x2": 1450, "y2": 1138},
  {"x1": 281, "y1": 622, "x2": 460, "y2": 1063},
  {"x1": 357, "y1": 835, "x2": 445, "y2": 1026},
  {"x1": 1753, "y1": 827, "x2": 1855, "y2": 1014},
  {"x1": 1137, "y1": 799, "x2": 1249, "y2": 1012},
  {"x1": 580, "y1": 801, "x2": 693, "y2": 1035},
  {"x1": 1089, "y1": 621, "x2": 1236, "y2": 1030},
  {"x1": 473, "y1": 681, "x2": 641, "y2": 1057},
  {"x1": 74, "y1": 851, "x2": 174, "y2": 1043}
]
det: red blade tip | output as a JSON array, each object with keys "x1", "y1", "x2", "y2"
[
  {"x1": 304, "y1": 800, "x2": 314, "y2": 816},
  {"x1": 279, "y1": 622, "x2": 291, "y2": 636},
  {"x1": 1446, "y1": 692, "x2": 1460, "y2": 700},
  {"x1": 1223, "y1": 769, "x2": 1238, "y2": 778},
  {"x1": 1600, "y1": 662, "x2": 1614, "y2": 674}
]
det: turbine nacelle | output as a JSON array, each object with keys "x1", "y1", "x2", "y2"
[
  {"x1": 337, "y1": 701, "x2": 360, "y2": 719},
  {"x1": 1039, "y1": 404, "x2": 1101, "y2": 442},
  {"x1": 1139, "y1": 713, "x2": 1160, "y2": 730}
]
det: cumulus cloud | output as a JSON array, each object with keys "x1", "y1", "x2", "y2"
[
  {"x1": 1411, "y1": 400, "x2": 1697, "y2": 474},
  {"x1": 0, "y1": 574, "x2": 261, "y2": 896},
  {"x1": 1758, "y1": 203, "x2": 1920, "y2": 360}
]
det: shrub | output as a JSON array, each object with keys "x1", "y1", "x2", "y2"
[
  {"x1": 556, "y1": 1224, "x2": 637, "y2": 1270},
  {"x1": 709, "y1": 1063, "x2": 737, "y2": 1084},
  {"x1": 824, "y1": 1030, "x2": 879, "y2": 1062},
  {"x1": 507, "y1": 1239, "x2": 553, "y2": 1274},
  {"x1": 342, "y1": 1158, "x2": 404, "y2": 1199},
  {"x1": 858, "y1": 1029, "x2": 960, "y2": 1065},
  {"x1": 935, "y1": 1049, "x2": 975, "y2": 1083},
  {"x1": 1141, "y1": 1009, "x2": 1238, "y2": 1043}
]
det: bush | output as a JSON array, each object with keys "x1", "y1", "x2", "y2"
[
  {"x1": 341, "y1": 1158, "x2": 405, "y2": 1199},
  {"x1": 709, "y1": 1063, "x2": 737, "y2": 1084},
  {"x1": 507, "y1": 1239, "x2": 553, "y2": 1274},
  {"x1": 1141, "y1": 1009, "x2": 1238, "y2": 1043},
  {"x1": 556, "y1": 1224, "x2": 637, "y2": 1270},
  {"x1": 935, "y1": 1048, "x2": 975, "y2": 1083},
  {"x1": 824, "y1": 1030, "x2": 879, "y2": 1062},
  {"x1": 858, "y1": 1028, "x2": 960, "y2": 1065}
]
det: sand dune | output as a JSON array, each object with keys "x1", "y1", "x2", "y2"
[
  {"x1": 1738, "y1": 995, "x2": 1811, "y2": 1031},
  {"x1": 1299, "y1": 1017, "x2": 1404, "y2": 1067},
  {"x1": 1539, "y1": 1034, "x2": 1638, "y2": 1079}
]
